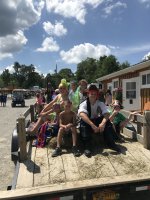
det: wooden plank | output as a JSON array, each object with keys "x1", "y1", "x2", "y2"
[
  {"x1": 23, "y1": 107, "x2": 30, "y2": 118},
  {"x1": 122, "y1": 128, "x2": 137, "y2": 140},
  {"x1": 2, "y1": 173, "x2": 150, "y2": 199},
  {"x1": 16, "y1": 147, "x2": 36, "y2": 189},
  {"x1": 104, "y1": 144, "x2": 142, "y2": 176},
  {"x1": 34, "y1": 148, "x2": 49, "y2": 186},
  {"x1": 128, "y1": 141, "x2": 150, "y2": 162},
  {"x1": 123, "y1": 142, "x2": 150, "y2": 172},
  {"x1": 17, "y1": 115, "x2": 27, "y2": 161},
  {"x1": 93, "y1": 154, "x2": 117, "y2": 178},
  {"x1": 48, "y1": 149, "x2": 66, "y2": 184},
  {"x1": 143, "y1": 111, "x2": 150, "y2": 149},
  {"x1": 62, "y1": 153, "x2": 80, "y2": 181},
  {"x1": 76, "y1": 154, "x2": 96, "y2": 180}
]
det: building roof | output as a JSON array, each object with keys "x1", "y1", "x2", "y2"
[{"x1": 96, "y1": 59, "x2": 150, "y2": 82}]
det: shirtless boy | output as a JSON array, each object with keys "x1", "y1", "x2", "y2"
[{"x1": 52, "y1": 100, "x2": 80, "y2": 157}]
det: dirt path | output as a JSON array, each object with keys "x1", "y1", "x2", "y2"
[{"x1": 0, "y1": 98, "x2": 35, "y2": 191}]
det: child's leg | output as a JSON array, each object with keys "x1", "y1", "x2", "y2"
[
  {"x1": 27, "y1": 116, "x2": 44, "y2": 134},
  {"x1": 71, "y1": 127, "x2": 81, "y2": 157},
  {"x1": 56, "y1": 127, "x2": 64, "y2": 147},
  {"x1": 71, "y1": 127, "x2": 77, "y2": 146}
]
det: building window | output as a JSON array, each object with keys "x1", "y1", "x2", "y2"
[
  {"x1": 142, "y1": 73, "x2": 150, "y2": 85},
  {"x1": 113, "y1": 81, "x2": 119, "y2": 89},
  {"x1": 126, "y1": 82, "x2": 136, "y2": 99},
  {"x1": 147, "y1": 74, "x2": 150, "y2": 84}
]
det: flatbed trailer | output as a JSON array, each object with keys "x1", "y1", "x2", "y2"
[{"x1": 1, "y1": 106, "x2": 150, "y2": 200}]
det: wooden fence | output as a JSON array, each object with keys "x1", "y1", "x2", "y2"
[
  {"x1": 16, "y1": 106, "x2": 150, "y2": 161},
  {"x1": 121, "y1": 110, "x2": 150, "y2": 149},
  {"x1": 16, "y1": 104, "x2": 35, "y2": 161}
]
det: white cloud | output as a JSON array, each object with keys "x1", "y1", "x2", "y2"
[
  {"x1": 36, "y1": 37, "x2": 60, "y2": 52},
  {"x1": 43, "y1": 21, "x2": 67, "y2": 37},
  {"x1": 0, "y1": 31, "x2": 28, "y2": 60},
  {"x1": 0, "y1": 0, "x2": 44, "y2": 36},
  {"x1": 45, "y1": 0, "x2": 104, "y2": 24},
  {"x1": 0, "y1": 0, "x2": 44, "y2": 60},
  {"x1": 143, "y1": 52, "x2": 150, "y2": 60},
  {"x1": 6, "y1": 65, "x2": 15, "y2": 74},
  {"x1": 0, "y1": 65, "x2": 15, "y2": 74},
  {"x1": 60, "y1": 43, "x2": 111, "y2": 64},
  {"x1": 113, "y1": 44, "x2": 150, "y2": 58},
  {"x1": 139, "y1": 0, "x2": 150, "y2": 8},
  {"x1": 103, "y1": 1, "x2": 127, "y2": 16}
]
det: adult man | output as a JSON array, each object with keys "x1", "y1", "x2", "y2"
[{"x1": 78, "y1": 84, "x2": 120, "y2": 157}]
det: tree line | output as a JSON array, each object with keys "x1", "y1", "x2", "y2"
[{"x1": 0, "y1": 55, "x2": 130, "y2": 89}]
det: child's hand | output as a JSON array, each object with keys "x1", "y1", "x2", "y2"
[{"x1": 113, "y1": 110, "x2": 119, "y2": 115}]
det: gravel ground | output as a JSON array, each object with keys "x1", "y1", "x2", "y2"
[{"x1": 0, "y1": 97, "x2": 35, "y2": 191}]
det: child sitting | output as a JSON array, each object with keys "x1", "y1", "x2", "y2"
[
  {"x1": 32, "y1": 103, "x2": 61, "y2": 147},
  {"x1": 52, "y1": 100, "x2": 81, "y2": 157},
  {"x1": 109, "y1": 100, "x2": 138, "y2": 141}
]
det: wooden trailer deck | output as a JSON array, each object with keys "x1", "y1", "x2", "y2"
[
  {"x1": 16, "y1": 139, "x2": 150, "y2": 188},
  {"x1": 1, "y1": 107, "x2": 150, "y2": 199},
  {"x1": 2, "y1": 138, "x2": 150, "y2": 199}
]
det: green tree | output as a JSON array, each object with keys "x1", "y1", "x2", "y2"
[
  {"x1": 97, "y1": 55, "x2": 120, "y2": 77},
  {"x1": 0, "y1": 76, "x2": 4, "y2": 88},
  {"x1": 1, "y1": 69, "x2": 11, "y2": 86},
  {"x1": 76, "y1": 58, "x2": 97, "y2": 82},
  {"x1": 58, "y1": 68, "x2": 74, "y2": 82},
  {"x1": 119, "y1": 61, "x2": 130, "y2": 70}
]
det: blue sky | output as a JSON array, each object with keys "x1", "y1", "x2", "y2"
[{"x1": 0, "y1": 0, "x2": 150, "y2": 75}]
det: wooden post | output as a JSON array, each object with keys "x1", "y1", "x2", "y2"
[
  {"x1": 17, "y1": 115, "x2": 27, "y2": 161},
  {"x1": 30, "y1": 105, "x2": 35, "y2": 122},
  {"x1": 143, "y1": 111, "x2": 150, "y2": 149}
]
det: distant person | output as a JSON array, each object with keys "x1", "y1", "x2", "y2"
[
  {"x1": 52, "y1": 100, "x2": 81, "y2": 157},
  {"x1": 69, "y1": 80, "x2": 80, "y2": 113},
  {"x1": 46, "y1": 82, "x2": 53, "y2": 103},
  {"x1": 0, "y1": 93, "x2": 2, "y2": 106},
  {"x1": 3, "y1": 94, "x2": 7, "y2": 107},
  {"x1": 78, "y1": 79, "x2": 88, "y2": 103},
  {"x1": 35, "y1": 93, "x2": 43, "y2": 114},
  {"x1": 52, "y1": 89, "x2": 59, "y2": 100},
  {"x1": 99, "y1": 89, "x2": 105, "y2": 103},
  {"x1": 105, "y1": 89, "x2": 112, "y2": 106}
]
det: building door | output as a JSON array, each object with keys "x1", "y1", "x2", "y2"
[{"x1": 122, "y1": 77, "x2": 140, "y2": 111}]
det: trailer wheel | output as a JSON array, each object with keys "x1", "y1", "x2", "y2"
[{"x1": 11, "y1": 128, "x2": 19, "y2": 162}]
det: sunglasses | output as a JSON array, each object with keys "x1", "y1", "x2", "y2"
[{"x1": 114, "y1": 105, "x2": 120, "y2": 109}]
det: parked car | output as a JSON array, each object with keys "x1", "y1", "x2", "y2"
[{"x1": 11, "y1": 89, "x2": 25, "y2": 107}]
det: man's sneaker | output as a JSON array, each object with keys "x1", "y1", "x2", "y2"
[
  {"x1": 84, "y1": 149, "x2": 92, "y2": 157},
  {"x1": 52, "y1": 147, "x2": 62, "y2": 157},
  {"x1": 109, "y1": 145, "x2": 121, "y2": 153},
  {"x1": 72, "y1": 146, "x2": 81, "y2": 157}
]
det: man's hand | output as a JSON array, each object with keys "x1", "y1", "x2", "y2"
[
  {"x1": 91, "y1": 124, "x2": 99, "y2": 133},
  {"x1": 98, "y1": 123, "x2": 105, "y2": 133}
]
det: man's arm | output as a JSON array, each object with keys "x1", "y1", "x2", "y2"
[
  {"x1": 79, "y1": 112, "x2": 99, "y2": 133},
  {"x1": 99, "y1": 112, "x2": 110, "y2": 132}
]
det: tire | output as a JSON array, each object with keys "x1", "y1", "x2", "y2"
[
  {"x1": 21, "y1": 101, "x2": 25, "y2": 107},
  {"x1": 11, "y1": 128, "x2": 19, "y2": 162},
  {"x1": 11, "y1": 103, "x2": 15, "y2": 107}
]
